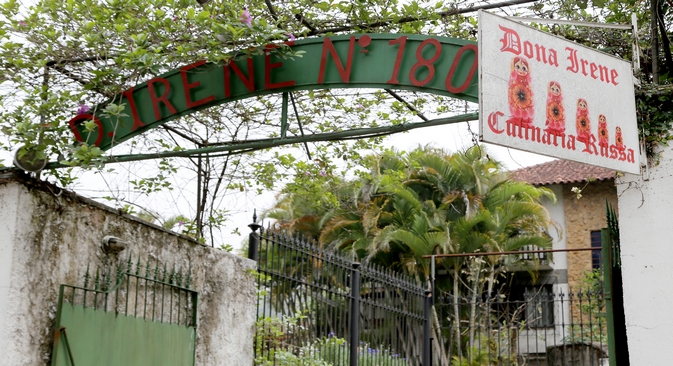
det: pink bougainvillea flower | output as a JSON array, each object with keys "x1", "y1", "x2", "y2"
[
  {"x1": 77, "y1": 104, "x2": 91, "y2": 115},
  {"x1": 240, "y1": 8, "x2": 252, "y2": 27},
  {"x1": 17, "y1": 21, "x2": 27, "y2": 27},
  {"x1": 286, "y1": 33, "x2": 296, "y2": 41}
]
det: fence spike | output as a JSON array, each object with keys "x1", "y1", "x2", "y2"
[
  {"x1": 145, "y1": 257, "x2": 153, "y2": 278},
  {"x1": 83, "y1": 264, "x2": 91, "y2": 288},
  {"x1": 126, "y1": 255, "x2": 133, "y2": 274},
  {"x1": 116, "y1": 261, "x2": 125, "y2": 284},
  {"x1": 105, "y1": 268, "x2": 112, "y2": 291},
  {"x1": 169, "y1": 264, "x2": 176, "y2": 286},
  {"x1": 136, "y1": 258, "x2": 142, "y2": 276},
  {"x1": 176, "y1": 268, "x2": 183, "y2": 287},
  {"x1": 115, "y1": 259, "x2": 124, "y2": 279},
  {"x1": 94, "y1": 267, "x2": 100, "y2": 291},
  {"x1": 154, "y1": 260, "x2": 160, "y2": 281},
  {"x1": 162, "y1": 263, "x2": 167, "y2": 283},
  {"x1": 185, "y1": 266, "x2": 192, "y2": 289},
  {"x1": 298, "y1": 233, "x2": 306, "y2": 248}
]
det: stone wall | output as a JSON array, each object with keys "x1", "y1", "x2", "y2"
[
  {"x1": 562, "y1": 179, "x2": 618, "y2": 291},
  {"x1": 0, "y1": 173, "x2": 256, "y2": 365}
]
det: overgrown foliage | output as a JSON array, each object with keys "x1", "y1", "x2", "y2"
[
  {"x1": 533, "y1": 0, "x2": 673, "y2": 155},
  {"x1": 0, "y1": 0, "x2": 493, "y2": 246},
  {"x1": 2, "y1": 0, "x2": 673, "y2": 248},
  {"x1": 636, "y1": 84, "x2": 673, "y2": 157},
  {"x1": 266, "y1": 145, "x2": 557, "y2": 363},
  {"x1": 268, "y1": 146, "x2": 556, "y2": 289},
  {"x1": 254, "y1": 313, "x2": 408, "y2": 366}
]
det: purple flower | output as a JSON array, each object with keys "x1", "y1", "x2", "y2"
[
  {"x1": 178, "y1": 221, "x2": 185, "y2": 227},
  {"x1": 173, "y1": 16, "x2": 178, "y2": 21},
  {"x1": 319, "y1": 170, "x2": 326, "y2": 177},
  {"x1": 17, "y1": 21, "x2": 27, "y2": 28},
  {"x1": 77, "y1": 104, "x2": 90, "y2": 115},
  {"x1": 286, "y1": 33, "x2": 296, "y2": 41},
  {"x1": 304, "y1": 171, "x2": 311, "y2": 176},
  {"x1": 240, "y1": 8, "x2": 252, "y2": 27}
]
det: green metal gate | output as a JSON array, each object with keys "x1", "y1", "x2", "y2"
[
  {"x1": 51, "y1": 258, "x2": 198, "y2": 366},
  {"x1": 603, "y1": 203, "x2": 630, "y2": 366}
]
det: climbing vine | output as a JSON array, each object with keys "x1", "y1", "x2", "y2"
[{"x1": 636, "y1": 84, "x2": 673, "y2": 157}]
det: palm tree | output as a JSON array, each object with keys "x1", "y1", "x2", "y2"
[
  {"x1": 266, "y1": 145, "x2": 557, "y2": 363},
  {"x1": 318, "y1": 146, "x2": 556, "y2": 360}
]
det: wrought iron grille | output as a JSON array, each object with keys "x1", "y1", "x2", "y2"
[
  {"x1": 51, "y1": 258, "x2": 198, "y2": 366},
  {"x1": 58, "y1": 258, "x2": 197, "y2": 325},
  {"x1": 251, "y1": 227, "x2": 427, "y2": 366},
  {"x1": 435, "y1": 287, "x2": 609, "y2": 366}
]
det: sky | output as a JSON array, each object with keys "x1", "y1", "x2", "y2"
[
  {"x1": 1, "y1": 115, "x2": 555, "y2": 252},
  {"x1": 217, "y1": 119, "x2": 555, "y2": 251},
  {"x1": 0, "y1": 0, "x2": 557, "y2": 251}
]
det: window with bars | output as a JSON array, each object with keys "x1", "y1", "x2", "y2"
[{"x1": 524, "y1": 286, "x2": 554, "y2": 328}]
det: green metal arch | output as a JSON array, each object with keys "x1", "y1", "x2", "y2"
[{"x1": 68, "y1": 34, "x2": 479, "y2": 151}]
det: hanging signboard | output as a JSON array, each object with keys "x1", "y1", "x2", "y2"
[{"x1": 478, "y1": 11, "x2": 640, "y2": 174}]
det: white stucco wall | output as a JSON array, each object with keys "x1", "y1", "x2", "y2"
[
  {"x1": 0, "y1": 173, "x2": 256, "y2": 365},
  {"x1": 616, "y1": 145, "x2": 673, "y2": 365}
]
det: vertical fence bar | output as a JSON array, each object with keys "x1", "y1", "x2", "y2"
[
  {"x1": 423, "y1": 289, "x2": 431, "y2": 366},
  {"x1": 248, "y1": 210, "x2": 261, "y2": 261},
  {"x1": 602, "y1": 228, "x2": 617, "y2": 366},
  {"x1": 252, "y1": 228, "x2": 427, "y2": 365},
  {"x1": 350, "y1": 262, "x2": 361, "y2": 366}
]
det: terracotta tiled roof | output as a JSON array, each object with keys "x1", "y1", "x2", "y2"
[{"x1": 510, "y1": 160, "x2": 615, "y2": 186}]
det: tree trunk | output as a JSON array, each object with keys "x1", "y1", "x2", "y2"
[
  {"x1": 452, "y1": 270, "x2": 462, "y2": 360},
  {"x1": 657, "y1": 0, "x2": 673, "y2": 76},
  {"x1": 468, "y1": 260, "x2": 482, "y2": 362},
  {"x1": 432, "y1": 305, "x2": 449, "y2": 365},
  {"x1": 486, "y1": 262, "x2": 496, "y2": 299}
]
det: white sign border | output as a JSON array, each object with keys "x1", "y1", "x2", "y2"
[{"x1": 478, "y1": 10, "x2": 640, "y2": 175}]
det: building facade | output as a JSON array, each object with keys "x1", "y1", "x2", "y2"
[{"x1": 510, "y1": 159, "x2": 617, "y2": 361}]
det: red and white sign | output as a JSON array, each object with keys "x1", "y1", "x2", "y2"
[{"x1": 479, "y1": 11, "x2": 639, "y2": 174}]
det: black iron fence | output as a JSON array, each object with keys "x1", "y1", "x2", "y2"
[
  {"x1": 248, "y1": 219, "x2": 618, "y2": 366},
  {"x1": 434, "y1": 287, "x2": 610, "y2": 366},
  {"x1": 249, "y1": 224, "x2": 428, "y2": 366}
]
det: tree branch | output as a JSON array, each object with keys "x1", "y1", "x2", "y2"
[
  {"x1": 656, "y1": 0, "x2": 673, "y2": 77},
  {"x1": 306, "y1": 0, "x2": 539, "y2": 36},
  {"x1": 385, "y1": 90, "x2": 429, "y2": 122},
  {"x1": 264, "y1": 0, "x2": 279, "y2": 21}
]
